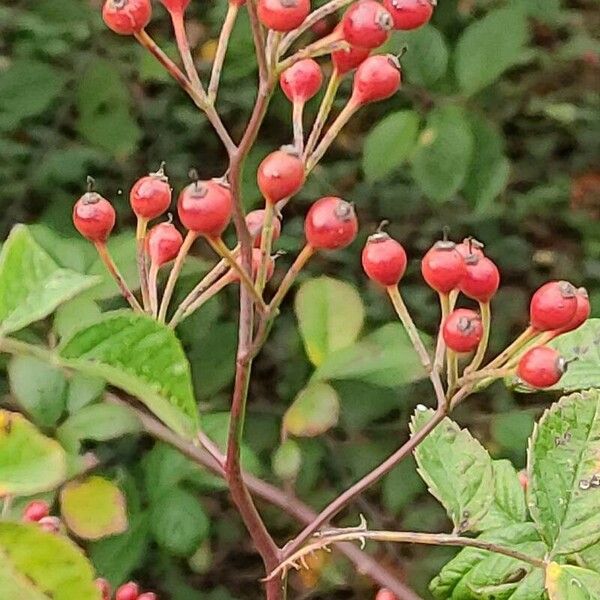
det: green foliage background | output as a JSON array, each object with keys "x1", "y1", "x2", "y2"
[{"x1": 0, "y1": 0, "x2": 599, "y2": 598}]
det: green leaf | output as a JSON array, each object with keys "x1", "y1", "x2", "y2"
[
  {"x1": 0, "y1": 410, "x2": 67, "y2": 496},
  {"x1": 479, "y1": 460, "x2": 528, "y2": 530},
  {"x1": 60, "y1": 476, "x2": 127, "y2": 540},
  {"x1": 392, "y1": 25, "x2": 449, "y2": 87},
  {"x1": 431, "y1": 523, "x2": 546, "y2": 600},
  {"x1": 362, "y1": 110, "x2": 420, "y2": 182},
  {"x1": 546, "y1": 563, "x2": 600, "y2": 599},
  {"x1": 89, "y1": 514, "x2": 149, "y2": 588},
  {"x1": 59, "y1": 311, "x2": 199, "y2": 439},
  {"x1": 57, "y1": 404, "x2": 140, "y2": 452},
  {"x1": 0, "y1": 225, "x2": 99, "y2": 335},
  {"x1": 411, "y1": 106, "x2": 474, "y2": 202},
  {"x1": 272, "y1": 439, "x2": 302, "y2": 481},
  {"x1": 8, "y1": 355, "x2": 68, "y2": 428},
  {"x1": 295, "y1": 277, "x2": 365, "y2": 367},
  {"x1": 463, "y1": 115, "x2": 510, "y2": 210},
  {"x1": 150, "y1": 488, "x2": 210, "y2": 556},
  {"x1": 66, "y1": 374, "x2": 105, "y2": 414},
  {"x1": 0, "y1": 522, "x2": 100, "y2": 600},
  {"x1": 549, "y1": 320, "x2": 600, "y2": 392},
  {"x1": 0, "y1": 60, "x2": 67, "y2": 129},
  {"x1": 313, "y1": 323, "x2": 428, "y2": 387},
  {"x1": 528, "y1": 389, "x2": 600, "y2": 556},
  {"x1": 283, "y1": 382, "x2": 340, "y2": 437},
  {"x1": 54, "y1": 297, "x2": 102, "y2": 340},
  {"x1": 412, "y1": 407, "x2": 494, "y2": 532},
  {"x1": 455, "y1": 6, "x2": 529, "y2": 96},
  {"x1": 383, "y1": 457, "x2": 425, "y2": 515}
]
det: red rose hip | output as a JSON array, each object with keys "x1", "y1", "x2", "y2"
[
  {"x1": 341, "y1": 0, "x2": 394, "y2": 49},
  {"x1": 442, "y1": 308, "x2": 483, "y2": 353},
  {"x1": 130, "y1": 168, "x2": 172, "y2": 220},
  {"x1": 257, "y1": 148, "x2": 305, "y2": 204},
  {"x1": 177, "y1": 179, "x2": 233, "y2": 238},
  {"x1": 421, "y1": 240, "x2": 465, "y2": 294},
  {"x1": 362, "y1": 231, "x2": 407, "y2": 287},
  {"x1": 116, "y1": 582, "x2": 140, "y2": 600},
  {"x1": 257, "y1": 0, "x2": 311, "y2": 32},
  {"x1": 102, "y1": 0, "x2": 152, "y2": 35},
  {"x1": 530, "y1": 280, "x2": 577, "y2": 332},
  {"x1": 146, "y1": 223, "x2": 183, "y2": 266},
  {"x1": 159, "y1": 0, "x2": 190, "y2": 13},
  {"x1": 23, "y1": 500, "x2": 50, "y2": 523},
  {"x1": 554, "y1": 287, "x2": 591, "y2": 334},
  {"x1": 376, "y1": 589, "x2": 398, "y2": 600},
  {"x1": 305, "y1": 196, "x2": 358, "y2": 250},
  {"x1": 382, "y1": 0, "x2": 434, "y2": 31},
  {"x1": 95, "y1": 578, "x2": 112, "y2": 600},
  {"x1": 246, "y1": 209, "x2": 282, "y2": 248},
  {"x1": 138, "y1": 594, "x2": 158, "y2": 600},
  {"x1": 73, "y1": 187, "x2": 116, "y2": 243},
  {"x1": 460, "y1": 255, "x2": 500, "y2": 303},
  {"x1": 517, "y1": 346, "x2": 566, "y2": 388},
  {"x1": 332, "y1": 43, "x2": 371, "y2": 75},
  {"x1": 280, "y1": 59, "x2": 323, "y2": 103},
  {"x1": 351, "y1": 55, "x2": 402, "y2": 105}
]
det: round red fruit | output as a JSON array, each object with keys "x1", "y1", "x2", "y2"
[
  {"x1": 102, "y1": 0, "x2": 152, "y2": 35},
  {"x1": 130, "y1": 170, "x2": 172, "y2": 220},
  {"x1": 554, "y1": 287, "x2": 591, "y2": 334},
  {"x1": 460, "y1": 255, "x2": 500, "y2": 303},
  {"x1": 376, "y1": 589, "x2": 398, "y2": 600},
  {"x1": 530, "y1": 281, "x2": 577, "y2": 332},
  {"x1": 95, "y1": 578, "x2": 112, "y2": 600},
  {"x1": 517, "y1": 346, "x2": 566, "y2": 388},
  {"x1": 147, "y1": 223, "x2": 183, "y2": 266},
  {"x1": 23, "y1": 500, "x2": 50, "y2": 523},
  {"x1": 443, "y1": 308, "x2": 483, "y2": 353},
  {"x1": 332, "y1": 43, "x2": 371, "y2": 75},
  {"x1": 73, "y1": 190, "x2": 116, "y2": 243},
  {"x1": 341, "y1": 0, "x2": 394, "y2": 49},
  {"x1": 257, "y1": 0, "x2": 310, "y2": 32},
  {"x1": 351, "y1": 54, "x2": 401, "y2": 105},
  {"x1": 159, "y1": 0, "x2": 190, "y2": 13},
  {"x1": 382, "y1": 0, "x2": 434, "y2": 30},
  {"x1": 362, "y1": 231, "x2": 407, "y2": 287},
  {"x1": 305, "y1": 196, "x2": 358, "y2": 250},
  {"x1": 280, "y1": 59, "x2": 323, "y2": 103},
  {"x1": 421, "y1": 240, "x2": 465, "y2": 294},
  {"x1": 116, "y1": 582, "x2": 140, "y2": 600},
  {"x1": 246, "y1": 209, "x2": 282, "y2": 248},
  {"x1": 257, "y1": 148, "x2": 305, "y2": 204},
  {"x1": 177, "y1": 179, "x2": 232, "y2": 238},
  {"x1": 137, "y1": 594, "x2": 158, "y2": 600}
]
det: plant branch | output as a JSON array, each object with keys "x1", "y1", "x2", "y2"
[
  {"x1": 247, "y1": 0, "x2": 268, "y2": 83},
  {"x1": 208, "y1": 3, "x2": 239, "y2": 104},
  {"x1": 136, "y1": 217, "x2": 151, "y2": 312}
]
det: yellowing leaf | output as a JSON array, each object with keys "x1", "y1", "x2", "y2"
[{"x1": 283, "y1": 382, "x2": 339, "y2": 438}]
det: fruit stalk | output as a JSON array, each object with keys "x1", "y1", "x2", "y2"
[
  {"x1": 208, "y1": 3, "x2": 240, "y2": 104},
  {"x1": 304, "y1": 70, "x2": 341, "y2": 159}
]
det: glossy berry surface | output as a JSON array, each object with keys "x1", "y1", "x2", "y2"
[
  {"x1": 443, "y1": 308, "x2": 483, "y2": 353},
  {"x1": 73, "y1": 191, "x2": 116, "y2": 243},
  {"x1": 159, "y1": 0, "x2": 190, "y2": 13},
  {"x1": 382, "y1": 0, "x2": 434, "y2": 30},
  {"x1": 341, "y1": 0, "x2": 394, "y2": 49},
  {"x1": 362, "y1": 232, "x2": 407, "y2": 287},
  {"x1": 102, "y1": 0, "x2": 152, "y2": 35},
  {"x1": 554, "y1": 287, "x2": 591, "y2": 334},
  {"x1": 130, "y1": 172, "x2": 171, "y2": 220},
  {"x1": 257, "y1": 0, "x2": 310, "y2": 32},
  {"x1": 460, "y1": 255, "x2": 500, "y2": 303},
  {"x1": 95, "y1": 578, "x2": 112, "y2": 600},
  {"x1": 257, "y1": 148, "x2": 305, "y2": 203},
  {"x1": 147, "y1": 223, "x2": 183, "y2": 266},
  {"x1": 137, "y1": 594, "x2": 158, "y2": 600},
  {"x1": 376, "y1": 589, "x2": 398, "y2": 600},
  {"x1": 351, "y1": 55, "x2": 402, "y2": 105},
  {"x1": 177, "y1": 179, "x2": 232, "y2": 238},
  {"x1": 116, "y1": 582, "x2": 140, "y2": 600},
  {"x1": 246, "y1": 209, "x2": 282, "y2": 248},
  {"x1": 332, "y1": 43, "x2": 371, "y2": 75},
  {"x1": 530, "y1": 280, "x2": 577, "y2": 332},
  {"x1": 305, "y1": 196, "x2": 358, "y2": 250},
  {"x1": 280, "y1": 59, "x2": 323, "y2": 103},
  {"x1": 421, "y1": 241, "x2": 466, "y2": 294},
  {"x1": 23, "y1": 500, "x2": 50, "y2": 523},
  {"x1": 517, "y1": 346, "x2": 565, "y2": 388}
]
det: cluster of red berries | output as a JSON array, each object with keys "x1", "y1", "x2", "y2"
[
  {"x1": 361, "y1": 229, "x2": 590, "y2": 389},
  {"x1": 96, "y1": 579, "x2": 157, "y2": 600},
  {"x1": 22, "y1": 499, "x2": 62, "y2": 534}
]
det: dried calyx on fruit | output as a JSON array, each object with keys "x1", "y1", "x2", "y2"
[
  {"x1": 553, "y1": 286, "x2": 590, "y2": 335},
  {"x1": 73, "y1": 178, "x2": 116, "y2": 243},
  {"x1": 130, "y1": 164, "x2": 172, "y2": 220},
  {"x1": 443, "y1": 308, "x2": 483, "y2": 353},
  {"x1": 341, "y1": 0, "x2": 394, "y2": 49},
  {"x1": 305, "y1": 196, "x2": 358, "y2": 250},
  {"x1": 362, "y1": 224, "x2": 408, "y2": 287},
  {"x1": 102, "y1": 0, "x2": 152, "y2": 35}
]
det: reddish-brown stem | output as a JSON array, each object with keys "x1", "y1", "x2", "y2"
[
  {"x1": 107, "y1": 394, "x2": 422, "y2": 600},
  {"x1": 208, "y1": 3, "x2": 239, "y2": 104},
  {"x1": 170, "y1": 10, "x2": 205, "y2": 96},
  {"x1": 247, "y1": 0, "x2": 268, "y2": 82}
]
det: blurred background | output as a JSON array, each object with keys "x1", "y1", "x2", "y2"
[{"x1": 0, "y1": 0, "x2": 599, "y2": 598}]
